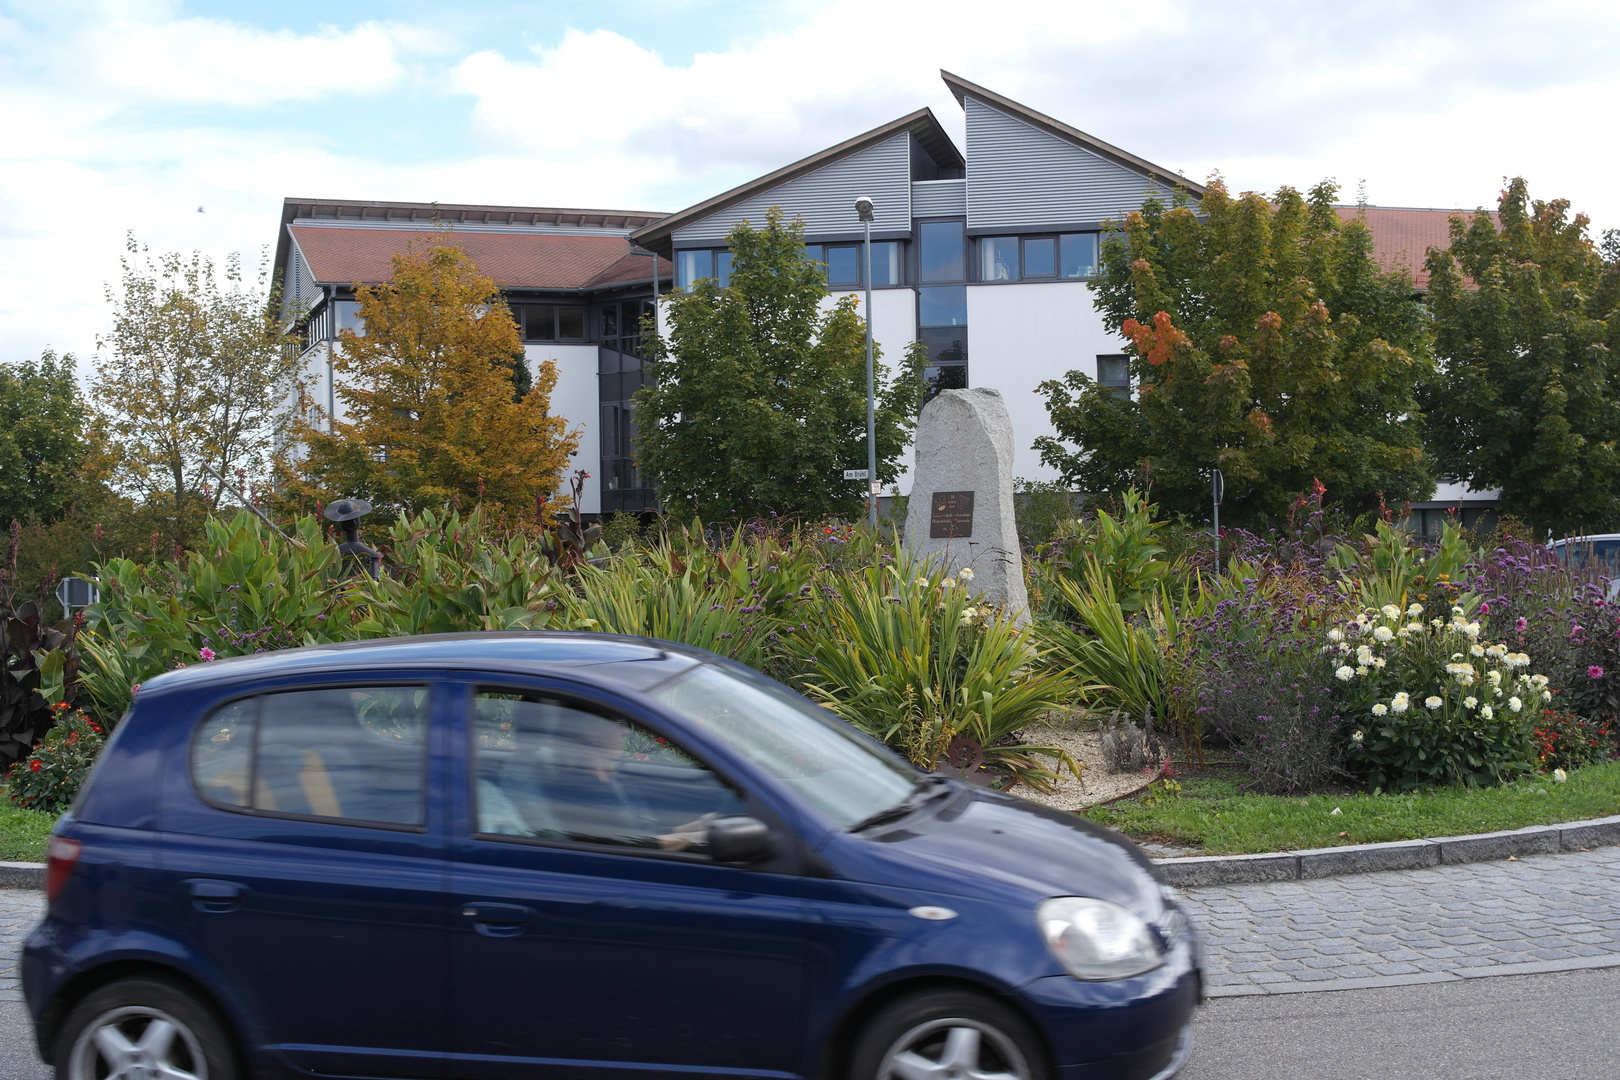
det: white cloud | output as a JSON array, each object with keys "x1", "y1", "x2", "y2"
[{"x1": 73, "y1": 6, "x2": 420, "y2": 106}]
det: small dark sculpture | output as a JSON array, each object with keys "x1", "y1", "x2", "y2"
[{"x1": 325, "y1": 498, "x2": 381, "y2": 578}]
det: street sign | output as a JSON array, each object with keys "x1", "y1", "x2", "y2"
[
  {"x1": 843, "y1": 469, "x2": 870, "y2": 480},
  {"x1": 56, "y1": 576, "x2": 99, "y2": 610},
  {"x1": 1212, "y1": 468, "x2": 1225, "y2": 506},
  {"x1": 869, "y1": 480, "x2": 883, "y2": 497}
]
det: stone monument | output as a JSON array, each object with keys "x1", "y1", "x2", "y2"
[{"x1": 904, "y1": 388, "x2": 1029, "y2": 623}]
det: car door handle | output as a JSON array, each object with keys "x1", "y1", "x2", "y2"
[
  {"x1": 461, "y1": 902, "x2": 535, "y2": 937},
  {"x1": 186, "y1": 879, "x2": 244, "y2": 913}
]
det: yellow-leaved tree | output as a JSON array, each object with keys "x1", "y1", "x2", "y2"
[{"x1": 280, "y1": 240, "x2": 579, "y2": 520}]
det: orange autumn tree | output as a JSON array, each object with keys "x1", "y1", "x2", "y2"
[
  {"x1": 1035, "y1": 180, "x2": 1434, "y2": 524},
  {"x1": 279, "y1": 240, "x2": 578, "y2": 519}
]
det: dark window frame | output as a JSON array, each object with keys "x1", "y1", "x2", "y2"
[
  {"x1": 188, "y1": 682, "x2": 434, "y2": 834},
  {"x1": 1097, "y1": 354, "x2": 1131, "y2": 398}
]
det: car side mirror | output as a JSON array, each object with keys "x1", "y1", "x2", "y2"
[{"x1": 706, "y1": 815, "x2": 773, "y2": 864}]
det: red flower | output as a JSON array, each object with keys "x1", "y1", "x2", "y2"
[{"x1": 30, "y1": 761, "x2": 42, "y2": 772}]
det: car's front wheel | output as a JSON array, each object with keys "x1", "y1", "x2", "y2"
[
  {"x1": 849, "y1": 989, "x2": 1049, "y2": 1080},
  {"x1": 56, "y1": 976, "x2": 238, "y2": 1080}
]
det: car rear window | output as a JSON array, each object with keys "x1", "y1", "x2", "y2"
[{"x1": 191, "y1": 686, "x2": 429, "y2": 827}]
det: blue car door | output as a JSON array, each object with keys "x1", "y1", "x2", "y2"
[
  {"x1": 446, "y1": 678, "x2": 810, "y2": 1080},
  {"x1": 161, "y1": 677, "x2": 450, "y2": 1078}
]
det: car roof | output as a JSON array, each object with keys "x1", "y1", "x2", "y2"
[{"x1": 135, "y1": 631, "x2": 709, "y2": 698}]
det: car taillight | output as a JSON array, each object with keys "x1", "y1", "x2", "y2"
[{"x1": 45, "y1": 836, "x2": 82, "y2": 902}]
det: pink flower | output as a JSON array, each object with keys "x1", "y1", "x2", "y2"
[
  {"x1": 1479, "y1": 602, "x2": 1491, "y2": 614},
  {"x1": 1589, "y1": 665, "x2": 1606, "y2": 680},
  {"x1": 199, "y1": 647, "x2": 216, "y2": 662},
  {"x1": 1515, "y1": 617, "x2": 1528, "y2": 632},
  {"x1": 130, "y1": 684, "x2": 141, "y2": 696}
]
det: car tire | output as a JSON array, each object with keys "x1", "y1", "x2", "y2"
[
  {"x1": 848, "y1": 989, "x2": 1050, "y2": 1080},
  {"x1": 55, "y1": 976, "x2": 238, "y2": 1080}
]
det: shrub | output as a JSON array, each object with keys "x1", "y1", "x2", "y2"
[
  {"x1": 2, "y1": 601, "x2": 80, "y2": 769},
  {"x1": 1533, "y1": 709, "x2": 1616, "y2": 771},
  {"x1": 1183, "y1": 560, "x2": 1353, "y2": 792},
  {"x1": 1336, "y1": 603, "x2": 1547, "y2": 790},
  {"x1": 6, "y1": 707, "x2": 104, "y2": 813}
]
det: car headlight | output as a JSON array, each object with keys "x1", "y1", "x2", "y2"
[{"x1": 1037, "y1": 896, "x2": 1166, "y2": 981}]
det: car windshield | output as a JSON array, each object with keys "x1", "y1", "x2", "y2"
[{"x1": 648, "y1": 662, "x2": 920, "y2": 828}]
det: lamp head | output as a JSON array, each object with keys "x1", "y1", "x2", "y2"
[{"x1": 854, "y1": 196, "x2": 875, "y2": 223}]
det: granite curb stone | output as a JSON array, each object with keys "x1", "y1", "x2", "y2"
[
  {"x1": 1153, "y1": 814, "x2": 1620, "y2": 889},
  {"x1": 0, "y1": 862, "x2": 43, "y2": 890},
  {"x1": 1436, "y1": 824, "x2": 1561, "y2": 864}
]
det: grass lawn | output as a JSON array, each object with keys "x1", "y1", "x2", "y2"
[
  {"x1": 0, "y1": 801, "x2": 58, "y2": 862},
  {"x1": 1082, "y1": 759, "x2": 1620, "y2": 856}
]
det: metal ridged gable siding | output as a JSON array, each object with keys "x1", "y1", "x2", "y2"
[
  {"x1": 963, "y1": 97, "x2": 1175, "y2": 231},
  {"x1": 282, "y1": 238, "x2": 320, "y2": 320},
  {"x1": 912, "y1": 180, "x2": 966, "y2": 218},
  {"x1": 671, "y1": 134, "x2": 912, "y2": 244}
]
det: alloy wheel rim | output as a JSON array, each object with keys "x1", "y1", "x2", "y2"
[
  {"x1": 879, "y1": 1017, "x2": 1031, "y2": 1080},
  {"x1": 68, "y1": 1004, "x2": 208, "y2": 1080}
]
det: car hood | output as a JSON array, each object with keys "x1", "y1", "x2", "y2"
[{"x1": 841, "y1": 787, "x2": 1166, "y2": 915}]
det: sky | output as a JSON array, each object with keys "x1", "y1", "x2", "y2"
[{"x1": 3, "y1": 0, "x2": 1619, "y2": 368}]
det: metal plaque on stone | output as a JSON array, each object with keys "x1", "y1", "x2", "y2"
[{"x1": 929, "y1": 491, "x2": 975, "y2": 539}]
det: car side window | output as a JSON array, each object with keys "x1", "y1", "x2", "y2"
[
  {"x1": 193, "y1": 699, "x2": 257, "y2": 807},
  {"x1": 191, "y1": 686, "x2": 429, "y2": 827},
  {"x1": 472, "y1": 691, "x2": 745, "y2": 856}
]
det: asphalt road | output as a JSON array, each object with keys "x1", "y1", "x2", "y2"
[
  {"x1": 1179, "y1": 965, "x2": 1620, "y2": 1080},
  {"x1": 4, "y1": 967, "x2": 1618, "y2": 1080}
]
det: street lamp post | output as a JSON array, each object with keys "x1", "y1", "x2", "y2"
[{"x1": 855, "y1": 195, "x2": 877, "y2": 530}]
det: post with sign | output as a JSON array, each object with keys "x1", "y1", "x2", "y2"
[
  {"x1": 56, "y1": 576, "x2": 100, "y2": 620},
  {"x1": 1212, "y1": 467, "x2": 1225, "y2": 568}
]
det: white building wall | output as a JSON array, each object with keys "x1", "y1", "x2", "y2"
[
  {"x1": 965, "y1": 281, "x2": 1124, "y2": 484},
  {"x1": 828, "y1": 287, "x2": 917, "y2": 492},
  {"x1": 526, "y1": 343, "x2": 601, "y2": 514}
]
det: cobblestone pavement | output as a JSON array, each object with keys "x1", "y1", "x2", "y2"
[
  {"x1": 1180, "y1": 846, "x2": 1620, "y2": 996},
  {"x1": 0, "y1": 890, "x2": 44, "y2": 1003}
]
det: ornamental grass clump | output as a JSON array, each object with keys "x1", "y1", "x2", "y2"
[
  {"x1": 1335, "y1": 602, "x2": 1550, "y2": 790},
  {"x1": 784, "y1": 555, "x2": 1080, "y2": 791}
]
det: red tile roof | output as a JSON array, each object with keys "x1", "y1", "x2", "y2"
[
  {"x1": 287, "y1": 226, "x2": 671, "y2": 291},
  {"x1": 1338, "y1": 206, "x2": 1496, "y2": 290}
]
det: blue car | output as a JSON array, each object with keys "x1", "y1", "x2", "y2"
[{"x1": 24, "y1": 633, "x2": 1199, "y2": 1080}]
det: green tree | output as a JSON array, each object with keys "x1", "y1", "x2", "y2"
[
  {"x1": 1421, "y1": 179, "x2": 1620, "y2": 536},
  {"x1": 91, "y1": 236, "x2": 300, "y2": 553},
  {"x1": 280, "y1": 240, "x2": 579, "y2": 519},
  {"x1": 0, "y1": 350, "x2": 88, "y2": 526},
  {"x1": 1035, "y1": 180, "x2": 1434, "y2": 524},
  {"x1": 638, "y1": 209, "x2": 927, "y2": 520}
]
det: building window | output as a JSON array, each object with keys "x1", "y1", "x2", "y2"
[
  {"x1": 870, "y1": 241, "x2": 902, "y2": 286},
  {"x1": 825, "y1": 245, "x2": 861, "y2": 287},
  {"x1": 805, "y1": 242, "x2": 903, "y2": 287},
  {"x1": 1097, "y1": 354, "x2": 1130, "y2": 398},
  {"x1": 1023, "y1": 237, "x2": 1057, "y2": 278},
  {"x1": 522, "y1": 304, "x2": 556, "y2": 341},
  {"x1": 1061, "y1": 234, "x2": 1099, "y2": 279},
  {"x1": 917, "y1": 220, "x2": 965, "y2": 283},
  {"x1": 521, "y1": 304, "x2": 586, "y2": 342},
  {"x1": 334, "y1": 300, "x2": 365, "y2": 336},
  {"x1": 676, "y1": 249, "x2": 715, "y2": 290},
  {"x1": 557, "y1": 306, "x2": 585, "y2": 340},
  {"x1": 980, "y1": 236, "x2": 1019, "y2": 281},
  {"x1": 715, "y1": 251, "x2": 733, "y2": 288}
]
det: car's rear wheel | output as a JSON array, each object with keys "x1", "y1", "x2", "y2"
[
  {"x1": 849, "y1": 989, "x2": 1049, "y2": 1080},
  {"x1": 56, "y1": 976, "x2": 237, "y2": 1080}
]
